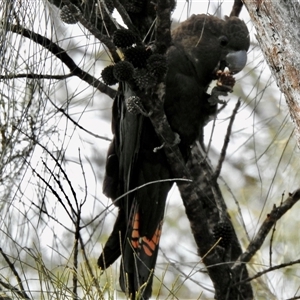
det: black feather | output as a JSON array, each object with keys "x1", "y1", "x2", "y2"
[{"x1": 99, "y1": 14, "x2": 249, "y2": 300}]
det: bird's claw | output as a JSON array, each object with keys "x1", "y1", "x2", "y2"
[
  {"x1": 153, "y1": 143, "x2": 165, "y2": 153},
  {"x1": 153, "y1": 133, "x2": 181, "y2": 152},
  {"x1": 172, "y1": 132, "x2": 181, "y2": 146},
  {"x1": 125, "y1": 96, "x2": 152, "y2": 116}
]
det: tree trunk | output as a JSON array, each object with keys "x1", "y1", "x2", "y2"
[{"x1": 243, "y1": 0, "x2": 300, "y2": 146}]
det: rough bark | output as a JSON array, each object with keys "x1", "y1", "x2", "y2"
[{"x1": 243, "y1": 0, "x2": 300, "y2": 146}]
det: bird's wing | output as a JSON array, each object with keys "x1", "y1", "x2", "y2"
[{"x1": 99, "y1": 83, "x2": 172, "y2": 299}]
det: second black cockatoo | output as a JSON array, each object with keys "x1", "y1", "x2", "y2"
[{"x1": 98, "y1": 14, "x2": 249, "y2": 299}]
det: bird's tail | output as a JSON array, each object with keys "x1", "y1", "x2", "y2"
[
  {"x1": 98, "y1": 208, "x2": 126, "y2": 270},
  {"x1": 98, "y1": 204, "x2": 164, "y2": 300},
  {"x1": 120, "y1": 204, "x2": 163, "y2": 300}
]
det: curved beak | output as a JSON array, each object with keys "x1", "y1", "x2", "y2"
[{"x1": 225, "y1": 50, "x2": 247, "y2": 74}]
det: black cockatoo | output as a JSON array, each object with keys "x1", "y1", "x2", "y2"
[{"x1": 98, "y1": 14, "x2": 249, "y2": 299}]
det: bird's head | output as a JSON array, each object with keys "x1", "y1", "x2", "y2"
[
  {"x1": 171, "y1": 14, "x2": 250, "y2": 81},
  {"x1": 218, "y1": 16, "x2": 250, "y2": 74}
]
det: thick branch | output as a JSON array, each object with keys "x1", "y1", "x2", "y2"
[
  {"x1": 243, "y1": 0, "x2": 300, "y2": 147},
  {"x1": 230, "y1": 0, "x2": 244, "y2": 17},
  {"x1": 155, "y1": 0, "x2": 173, "y2": 54},
  {"x1": 140, "y1": 82, "x2": 253, "y2": 299}
]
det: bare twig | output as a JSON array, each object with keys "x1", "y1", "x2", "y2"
[
  {"x1": 0, "y1": 278, "x2": 29, "y2": 300},
  {"x1": 0, "y1": 73, "x2": 74, "y2": 80},
  {"x1": 234, "y1": 258, "x2": 300, "y2": 287},
  {"x1": 213, "y1": 98, "x2": 241, "y2": 181},
  {"x1": 72, "y1": 238, "x2": 79, "y2": 300},
  {"x1": 79, "y1": 235, "x2": 104, "y2": 298},
  {"x1": 159, "y1": 248, "x2": 215, "y2": 293},
  {"x1": 30, "y1": 201, "x2": 74, "y2": 233},
  {"x1": 62, "y1": 0, "x2": 120, "y2": 63},
  {"x1": 78, "y1": 148, "x2": 88, "y2": 207},
  {"x1": 57, "y1": 107, "x2": 112, "y2": 141},
  {"x1": 72, "y1": 153, "x2": 82, "y2": 300},
  {"x1": 269, "y1": 192, "x2": 285, "y2": 267},
  {"x1": 42, "y1": 160, "x2": 78, "y2": 217},
  {"x1": 30, "y1": 163, "x2": 75, "y2": 223}
]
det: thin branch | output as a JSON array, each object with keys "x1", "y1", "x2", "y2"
[
  {"x1": 220, "y1": 178, "x2": 251, "y2": 242},
  {"x1": 30, "y1": 201, "x2": 74, "y2": 233},
  {"x1": 269, "y1": 192, "x2": 285, "y2": 267},
  {"x1": 111, "y1": 0, "x2": 138, "y2": 35},
  {"x1": 213, "y1": 98, "x2": 241, "y2": 180},
  {"x1": 159, "y1": 248, "x2": 215, "y2": 293},
  {"x1": 78, "y1": 148, "x2": 88, "y2": 207},
  {"x1": 232, "y1": 188, "x2": 300, "y2": 269},
  {"x1": 18, "y1": 126, "x2": 86, "y2": 215},
  {"x1": 79, "y1": 235, "x2": 104, "y2": 298},
  {"x1": 58, "y1": 107, "x2": 112, "y2": 141},
  {"x1": 41, "y1": 159, "x2": 78, "y2": 218},
  {"x1": 29, "y1": 163, "x2": 75, "y2": 224},
  {"x1": 112, "y1": 177, "x2": 192, "y2": 206},
  {"x1": 73, "y1": 226, "x2": 79, "y2": 300},
  {"x1": 234, "y1": 258, "x2": 300, "y2": 287},
  {"x1": 0, "y1": 248, "x2": 30, "y2": 300},
  {"x1": 71, "y1": 150, "x2": 84, "y2": 300},
  {"x1": 8, "y1": 23, "x2": 117, "y2": 99},
  {"x1": 0, "y1": 278, "x2": 30, "y2": 300},
  {"x1": 62, "y1": 0, "x2": 120, "y2": 63},
  {"x1": 0, "y1": 73, "x2": 73, "y2": 80}
]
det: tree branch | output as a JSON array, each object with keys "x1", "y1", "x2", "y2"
[
  {"x1": 234, "y1": 257, "x2": 300, "y2": 287},
  {"x1": 0, "y1": 73, "x2": 73, "y2": 80},
  {"x1": 232, "y1": 188, "x2": 300, "y2": 268},
  {"x1": 111, "y1": 0, "x2": 138, "y2": 34},
  {"x1": 155, "y1": 0, "x2": 173, "y2": 54},
  {"x1": 213, "y1": 98, "x2": 241, "y2": 181},
  {"x1": 0, "y1": 248, "x2": 30, "y2": 300},
  {"x1": 61, "y1": 1, "x2": 121, "y2": 63},
  {"x1": 7, "y1": 23, "x2": 117, "y2": 99},
  {"x1": 230, "y1": 0, "x2": 244, "y2": 17}
]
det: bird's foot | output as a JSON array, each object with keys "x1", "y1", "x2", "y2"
[
  {"x1": 172, "y1": 132, "x2": 181, "y2": 146},
  {"x1": 209, "y1": 68, "x2": 236, "y2": 105},
  {"x1": 125, "y1": 96, "x2": 153, "y2": 116},
  {"x1": 208, "y1": 86, "x2": 229, "y2": 105}
]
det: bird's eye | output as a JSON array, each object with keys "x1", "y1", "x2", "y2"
[{"x1": 219, "y1": 36, "x2": 228, "y2": 47}]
